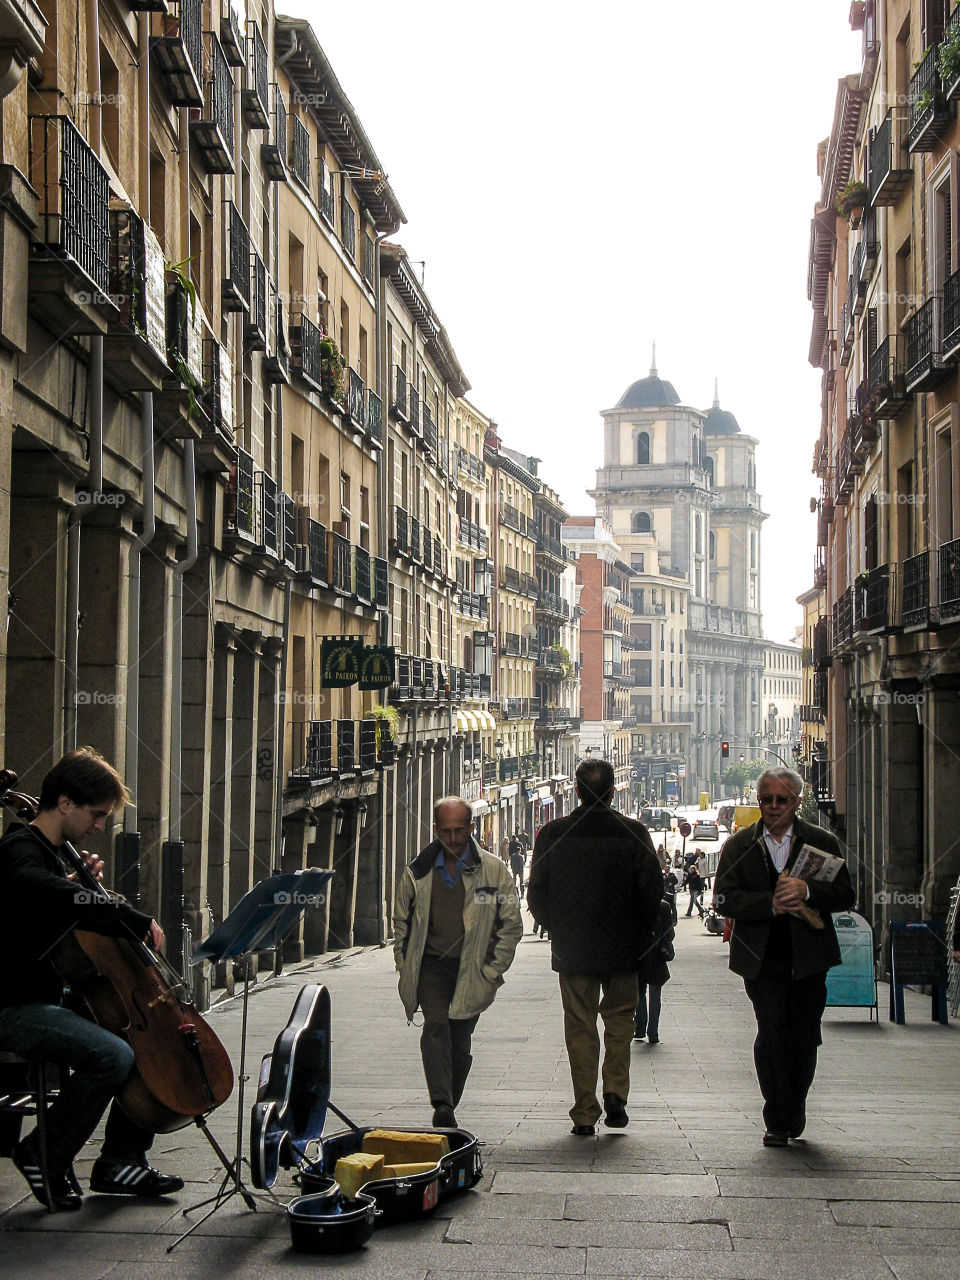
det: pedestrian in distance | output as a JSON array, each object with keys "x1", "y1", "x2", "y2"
[
  {"x1": 508, "y1": 831, "x2": 526, "y2": 899},
  {"x1": 393, "y1": 796, "x2": 522, "y2": 1129},
  {"x1": 662, "y1": 867, "x2": 679, "y2": 923},
  {"x1": 683, "y1": 853, "x2": 705, "y2": 919},
  {"x1": 527, "y1": 759, "x2": 663, "y2": 1136},
  {"x1": 634, "y1": 898, "x2": 674, "y2": 1045},
  {"x1": 0, "y1": 748, "x2": 184, "y2": 1209},
  {"x1": 713, "y1": 767, "x2": 854, "y2": 1148}
]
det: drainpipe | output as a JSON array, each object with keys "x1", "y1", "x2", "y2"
[
  {"x1": 65, "y1": 0, "x2": 105, "y2": 753},
  {"x1": 170, "y1": 441, "x2": 198, "y2": 841},
  {"x1": 125, "y1": 13, "x2": 156, "y2": 828}
]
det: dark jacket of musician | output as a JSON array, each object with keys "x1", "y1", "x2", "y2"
[{"x1": 0, "y1": 822, "x2": 153, "y2": 1008}]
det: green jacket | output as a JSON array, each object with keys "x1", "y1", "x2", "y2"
[
  {"x1": 393, "y1": 839, "x2": 522, "y2": 1021},
  {"x1": 713, "y1": 817, "x2": 855, "y2": 980}
]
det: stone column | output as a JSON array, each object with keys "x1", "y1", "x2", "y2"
[
  {"x1": 253, "y1": 639, "x2": 281, "y2": 883},
  {"x1": 923, "y1": 684, "x2": 960, "y2": 923},
  {"x1": 882, "y1": 697, "x2": 923, "y2": 943},
  {"x1": 303, "y1": 805, "x2": 336, "y2": 957},
  {"x1": 229, "y1": 633, "x2": 261, "y2": 911},
  {"x1": 181, "y1": 559, "x2": 215, "y2": 934},
  {"x1": 206, "y1": 626, "x2": 236, "y2": 931}
]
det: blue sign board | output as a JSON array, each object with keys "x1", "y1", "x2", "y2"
[{"x1": 825, "y1": 912, "x2": 877, "y2": 1016}]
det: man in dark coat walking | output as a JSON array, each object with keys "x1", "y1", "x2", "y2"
[
  {"x1": 527, "y1": 759, "x2": 663, "y2": 1135},
  {"x1": 713, "y1": 767, "x2": 855, "y2": 1147}
]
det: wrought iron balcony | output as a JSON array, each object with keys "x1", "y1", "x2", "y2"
[
  {"x1": 291, "y1": 313, "x2": 322, "y2": 390},
  {"x1": 535, "y1": 530, "x2": 567, "y2": 563},
  {"x1": 901, "y1": 550, "x2": 930, "y2": 628},
  {"x1": 867, "y1": 335, "x2": 908, "y2": 418},
  {"x1": 393, "y1": 365, "x2": 408, "y2": 420},
  {"x1": 290, "y1": 115, "x2": 310, "y2": 187},
  {"x1": 362, "y1": 233, "x2": 375, "y2": 287},
  {"x1": 241, "y1": 20, "x2": 269, "y2": 128},
  {"x1": 373, "y1": 556, "x2": 388, "y2": 607},
  {"x1": 905, "y1": 296, "x2": 952, "y2": 392},
  {"x1": 30, "y1": 115, "x2": 111, "y2": 301},
  {"x1": 359, "y1": 720, "x2": 378, "y2": 771},
  {"x1": 908, "y1": 46, "x2": 952, "y2": 153},
  {"x1": 347, "y1": 368, "x2": 364, "y2": 425},
  {"x1": 500, "y1": 502, "x2": 521, "y2": 532},
  {"x1": 943, "y1": 266, "x2": 960, "y2": 361},
  {"x1": 263, "y1": 290, "x2": 290, "y2": 385},
  {"x1": 536, "y1": 590, "x2": 570, "y2": 619},
  {"x1": 199, "y1": 337, "x2": 233, "y2": 443},
  {"x1": 456, "y1": 445, "x2": 486, "y2": 483},
  {"x1": 854, "y1": 564, "x2": 890, "y2": 634},
  {"x1": 151, "y1": 0, "x2": 203, "y2": 107},
  {"x1": 521, "y1": 573, "x2": 539, "y2": 598},
  {"x1": 341, "y1": 199, "x2": 356, "y2": 259},
  {"x1": 105, "y1": 208, "x2": 167, "y2": 390},
  {"x1": 336, "y1": 720, "x2": 356, "y2": 773},
  {"x1": 408, "y1": 387, "x2": 421, "y2": 436},
  {"x1": 223, "y1": 203, "x2": 250, "y2": 313},
  {"x1": 330, "y1": 532, "x2": 352, "y2": 594},
  {"x1": 254, "y1": 470, "x2": 279, "y2": 556},
  {"x1": 943, "y1": 7, "x2": 960, "y2": 102},
  {"x1": 859, "y1": 208, "x2": 878, "y2": 278},
  {"x1": 392, "y1": 506, "x2": 409, "y2": 555},
  {"x1": 288, "y1": 719, "x2": 332, "y2": 786},
  {"x1": 320, "y1": 175, "x2": 335, "y2": 226},
  {"x1": 500, "y1": 632, "x2": 530, "y2": 658},
  {"x1": 939, "y1": 537, "x2": 960, "y2": 622},
  {"x1": 261, "y1": 85, "x2": 287, "y2": 182},
  {"x1": 219, "y1": 0, "x2": 244, "y2": 66},
  {"x1": 366, "y1": 389, "x2": 383, "y2": 446},
  {"x1": 190, "y1": 34, "x2": 234, "y2": 174},
  {"x1": 501, "y1": 566, "x2": 521, "y2": 593},
  {"x1": 410, "y1": 516, "x2": 421, "y2": 562},
  {"x1": 423, "y1": 405, "x2": 438, "y2": 456},
  {"x1": 355, "y1": 546, "x2": 371, "y2": 604},
  {"x1": 832, "y1": 585, "x2": 854, "y2": 648},
  {"x1": 245, "y1": 252, "x2": 266, "y2": 349},
  {"x1": 869, "y1": 109, "x2": 911, "y2": 206},
  {"x1": 295, "y1": 513, "x2": 328, "y2": 583}
]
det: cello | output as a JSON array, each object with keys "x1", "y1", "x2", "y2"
[{"x1": 0, "y1": 768, "x2": 234, "y2": 1134}]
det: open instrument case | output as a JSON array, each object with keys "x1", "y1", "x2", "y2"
[{"x1": 250, "y1": 983, "x2": 482, "y2": 1238}]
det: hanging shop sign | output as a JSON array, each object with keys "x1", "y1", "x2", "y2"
[
  {"x1": 321, "y1": 637, "x2": 362, "y2": 687},
  {"x1": 358, "y1": 645, "x2": 396, "y2": 690}
]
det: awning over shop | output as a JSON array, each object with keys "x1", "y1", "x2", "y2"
[
  {"x1": 540, "y1": 795, "x2": 555, "y2": 808},
  {"x1": 499, "y1": 784, "x2": 518, "y2": 800},
  {"x1": 475, "y1": 710, "x2": 497, "y2": 731},
  {"x1": 537, "y1": 785, "x2": 552, "y2": 801},
  {"x1": 470, "y1": 800, "x2": 491, "y2": 817},
  {"x1": 456, "y1": 710, "x2": 479, "y2": 732}
]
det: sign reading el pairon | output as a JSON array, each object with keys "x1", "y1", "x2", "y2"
[
  {"x1": 321, "y1": 637, "x2": 362, "y2": 687},
  {"x1": 358, "y1": 645, "x2": 396, "y2": 690}
]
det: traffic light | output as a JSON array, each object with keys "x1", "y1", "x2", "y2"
[{"x1": 721, "y1": 741, "x2": 730, "y2": 758}]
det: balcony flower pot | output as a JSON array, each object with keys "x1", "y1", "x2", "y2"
[
  {"x1": 937, "y1": 28, "x2": 960, "y2": 87},
  {"x1": 834, "y1": 180, "x2": 870, "y2": 225}
]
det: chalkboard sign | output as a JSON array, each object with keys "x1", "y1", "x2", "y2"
[{"x1": 890, "y1": 921, "x2": 947, "y2": 986}]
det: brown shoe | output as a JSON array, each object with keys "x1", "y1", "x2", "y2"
[{"x1": 762, "y1": 1131, "x2": 788, "y2": 1147}]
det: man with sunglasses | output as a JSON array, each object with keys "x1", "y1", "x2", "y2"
[{"x1": 713, "y1": 768, "x2": 854, "y2": 1147}]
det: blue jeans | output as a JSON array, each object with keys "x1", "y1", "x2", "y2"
[
  {"x1": 634, "y1": 984, "x2": 662, "y2": 1038},
  {"x1": 0, "y1": 1003, "x2": 150, "y2": 1170}
]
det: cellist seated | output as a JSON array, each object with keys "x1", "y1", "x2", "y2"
[{"x1": 0, "y1": 748, "x2": 183, "y2": 1209}]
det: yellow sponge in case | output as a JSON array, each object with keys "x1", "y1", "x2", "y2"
[
  {"x1": 361, "y1": 1129, "x2": 450, "y2": 1163},
  {"x1": 382, "y1": 1161, "x2": 438, "y2": 1178},
  {"x1": 333, "y1": 1151, "x2": 385, "y2": 1199}
]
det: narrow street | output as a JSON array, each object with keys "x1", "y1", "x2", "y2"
[{"x1": 2, "y1": 900, "x2": 958, "y2": 1279}]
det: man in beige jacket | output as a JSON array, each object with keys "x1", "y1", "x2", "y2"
[{"x1": 394, "y1": 796, "x2": 522, "y2": 1128}]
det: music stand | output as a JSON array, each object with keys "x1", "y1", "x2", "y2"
[{"x1": 168, "y1": 868, "x2": 334, "y2": 1251}]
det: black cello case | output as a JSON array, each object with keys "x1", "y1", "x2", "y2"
[{"x1": 250, "y1": 983, "x2": 482, "y2": 1226}]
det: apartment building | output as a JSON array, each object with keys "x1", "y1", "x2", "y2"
[
  {"x1": 759, "y1": 640, "x2": 802, "y2": 762},
  {"x1": 808, "y1": 0, "x2": 960, "y2": 936},
  {"x1": 796, "y1": 584, "x2": 828, "y2": 784}
]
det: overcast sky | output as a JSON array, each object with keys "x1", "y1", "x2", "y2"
[{"x1": 289, "y1": 0, "x2": 862, "y2": 642}]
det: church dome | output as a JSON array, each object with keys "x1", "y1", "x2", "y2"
[
  {"x1": 702, "y1": 384, "x2": 741, "y2": 434},
  {"x1": 615, "y1": 347, "x2": 680, "y2": 409}
]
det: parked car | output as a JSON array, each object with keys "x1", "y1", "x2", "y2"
[
  {"x1": 640, "y1": 807, "x2": 676, "y2": 832},
  {"x1": 691, "y1": 819, "x2": 719, "y2": 841}
]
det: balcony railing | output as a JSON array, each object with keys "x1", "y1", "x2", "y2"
[
  {"x1": 290, "y1": 115, "x2": 310, "y2": 187},
  {"x1": 291, "y1": 313, "x2": 322, "y2": 390},
  {"x1": 500, "y1": 502, "x2": 521, "y2": 532},
  {"x1": 373, "y1": 556, "x2": 388, "y2": 607},
  {"x1": 535, "y1": 530, "x2": 567, "y2": 562},
  {"x1": 867, "y1": 335, "x2": 908, "y2": 418},
  {"x1": 500, "y1": 632, "x2": 530, "y2": 658},
  {"x1": 367, "y1": 389, "x2": 383, "y2": 446},
  {"x1": 151, "y1": 0, "x2": 203, "y2": 107},
  {"x1": 423, "y1": 405, "x2": 438, "y2": 455},
  {"x1": 231, "y1": 446, "x2": 255, "y2": 538},
  {"x1": 295, "y1": 513, "x2": 328, "y2": 583},
  {"x1": 254, "y1": 470, "x2": 278, "y2": 556},
  {"x1": 944, "y1": 6, "x2": 960, "y2": 102},
  {"x1": 905, "y1": 296, "x2": 951, "y2": 392},
  {"x1": 856, "y1": 564, "x2": 890, "y2": 633},
  {"x1": 336, "y1": 720, "x2": 355, "y2": 774},
  {"x1": 30, "y1": 115, "x2": 110, "y2": 296},
  {"x1": 261, "y1": 84, "x2": 287, "y2": 182},
  {"x1": 241, "y1": 19, "x2": 269, "y2": 128},
  {"x1": 908, "y1": 46, "x2": 952, "y2": 153},
  {"x1": 246, "y1": 252, "x2": 266, "y2": 349},
  {"x1": 288, "y1": 719, "x2": 333, "y2": 785},
  {"x1": 330, "y1": 532, "x2": 352, "y2": 593},
  {"x1": 362, "y1": 233, "x2": 375, "y2": 287},
  {"x1": 359, "y1": 720, "x2": 378, "y2": 771},
  {"x1": 200, "y1": 337, "x2": 233, "y2": 440},
  {"x1": 457, "y1": 517, "x2": 488, "y2": 552},
  {"x1": 939, "y1": 537, "x2": 960, "y2": 621},
  {"x1": 223, "y1": 203, "x2": 250, "y2": 312},
  {"x1": 264, "y1": 290, "x2": 290, "y2": 385},
  {"x1": 943, "y1": 266, "x2": 960, "y2": 361},
  {"x1": 901, "y1": 550, "x2": 929, "y2": 628},
  {"x1": 869, "y1": 109, "x2": 911, "y2": 206},
  {"x1": 393, "y1": 365, "x2": 408, "y2": 419},
  {"x1": 355, "y1": 545, "x2": 371, "y2": 603},
  {"x1": 456, "y1": 445, "x2": 485, "y2": 483},
  {"x1": 537, "y1": 590, "x2": 570, "y2": 618},
  {"x1": 341, "y1": 199, "x2": 356, "y2": 259},
  {"x1": 348, "y1": 368, "x2": 364, "y2": 425},
  {"x1": 832, "y1": 585, "x2": 854, "y2": 648},
  {"x1": 409, "y1": 387, "x2": 421, "y2": 435},
  {"x1": 190, "y1": 34, "x2": 234, "y2": 173},
  {"x1": 393, "y1": 506, "x2": 409, "y2": 555},
  {"x1": 220, "y1": 1, "x2": 244, "y2": 66}
]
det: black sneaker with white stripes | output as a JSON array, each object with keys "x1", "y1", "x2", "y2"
[
  {"x1": 90, "y1": 1156, "x2": 184, "y2": 1197},
  {"x1": 12, "y1": 1135, "x2": 83, "y2": 1210}
]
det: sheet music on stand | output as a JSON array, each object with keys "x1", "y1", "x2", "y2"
[{"x1": 169, "y1": 867, "x2": 334, "y2": 1250}]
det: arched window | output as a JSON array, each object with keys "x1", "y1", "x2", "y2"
[
  {"x1": 709, "y1": 530, "x2": 716, "y2": 559},
  {"x1": 636, "y1": 432, "x2": 650, "y2": 465},
  {"x1": 632, "y1": 511, "x2": 652, "y2": 533},
  {"x1": 703, "y1": 456, "x2": 714, "y2": 485}
]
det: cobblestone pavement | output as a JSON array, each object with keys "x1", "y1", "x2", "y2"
[{"x1": 2, "y1": 902, "x2": 958, "y2": 1279}]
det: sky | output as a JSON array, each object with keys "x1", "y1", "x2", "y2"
[{"x1": 288, "y1": 0, "x2": 862, "y2": 643}]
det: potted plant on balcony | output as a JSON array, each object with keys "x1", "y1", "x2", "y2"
[
  {"x1": 365, "y1": 702, "x2": 400, "y2": 756},
  {"x1": 937, "y1": 22, "x2": 960, "y2": 89},
  {"x1": 318, "y1": 336, "x2": 346, "y2": 405},
  {"x1": 834, "y1": 180, "x2": 870, "y2": 228}
]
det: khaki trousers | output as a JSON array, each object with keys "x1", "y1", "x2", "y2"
[{"x1": 558, "y1": 970, "x2": 638, "y2": 1125}]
